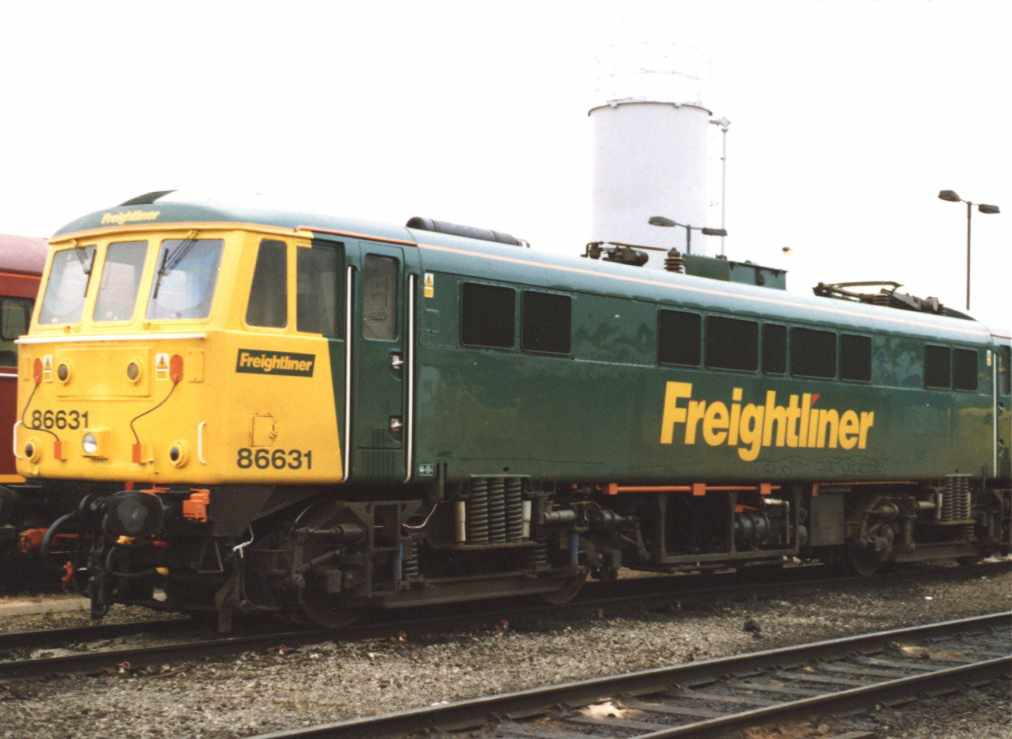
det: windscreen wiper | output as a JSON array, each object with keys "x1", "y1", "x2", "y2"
[
  {"x1": 72, "y1": 244, "x2": 94, "y2": 296},
  {"x1": 152, "y1": 231, "x2": 198, "y2": 299}
]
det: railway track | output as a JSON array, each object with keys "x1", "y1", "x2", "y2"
[
  {"x1": 253, "y1": 611, "x2": 1012, "y2": 739},
  {"x1": 0, "y1": 560, "x2": 1007, "y2": 681}
]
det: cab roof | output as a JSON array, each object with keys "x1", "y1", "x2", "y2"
[{"x1": 54, "y1": 190, "x2": 412, "y2": 244}]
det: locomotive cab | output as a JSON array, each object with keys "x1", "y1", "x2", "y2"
[{"x1": 17, "y1": 229, "x2": 346, "y2": 486}]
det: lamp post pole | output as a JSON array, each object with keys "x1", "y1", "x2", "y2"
[
  {"x1": 937, "y1": 189, "x2": 1000, "y2": 312},
  {"x1": 710, "y1": 117, "x2": 730, "y2": 257}
]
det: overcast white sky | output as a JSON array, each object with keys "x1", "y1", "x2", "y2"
[{"x1": 2, "y1": 0, "x2": 1009, "y2": 326}]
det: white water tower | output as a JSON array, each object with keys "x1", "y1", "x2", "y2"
[{"x1": 589, "y1": 45, "x2": 717, "y2": 265}]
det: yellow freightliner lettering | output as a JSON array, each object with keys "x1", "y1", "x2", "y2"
[
  {"x1": 100, "y1": 210, "x2": 160, "y2": 225},
  {"x1": 659, "y1": 381, "x2": 875, "y2": 462}
]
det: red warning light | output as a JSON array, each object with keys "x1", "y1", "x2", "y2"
[
  {"x1": 32, "y1": 358, "x2": 42, "y2": 385},
  {"x1": 169, "y1": 354, "x2": 184, "y2": 384}
]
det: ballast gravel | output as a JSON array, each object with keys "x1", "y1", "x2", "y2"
[{"x1": 1, "y1": 561, "x2": 1010, "y2": 739}]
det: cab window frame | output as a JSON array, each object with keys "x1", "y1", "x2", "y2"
[
  {"x1": 657, "y1": 308, "x2": 702, "y2": 367},
  {"x1": 296, "y1": 241, "x2": 344, "y2": 338},
  {"x1": 92, "y1": 240, "x2": 149, "y2": 324}
]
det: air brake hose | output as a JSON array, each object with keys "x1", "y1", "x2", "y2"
[{"x1": 40, "y1": 511, "x2": 77, "y2": 559}]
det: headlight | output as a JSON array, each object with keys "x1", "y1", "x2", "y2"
[
  {"x1": 82, "y1": 432, "x2": 99, "y2": 455},
  {"x1": 24, "y1": 441, "x2": 40, "y2": 463},
  {"x1": 168, "y1": 441, "x2": 188, "y2": 467}
]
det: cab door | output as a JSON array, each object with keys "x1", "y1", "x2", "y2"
[
  {"x1": 995, "y1": 341, "x2": 1011, "y2": 480},
  {"x1": 349, "y1": 241, "x2": 412, "y2": 481}
]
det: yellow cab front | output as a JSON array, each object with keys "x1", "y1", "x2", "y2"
[{"x1": 16, "y1": 225, "x2": 344, "y2": 487}]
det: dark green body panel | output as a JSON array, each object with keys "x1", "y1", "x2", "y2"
[{"x1": 410, "y1": 242, "x2": 1005, "y2": 485}]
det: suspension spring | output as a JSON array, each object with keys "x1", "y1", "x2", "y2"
[
  {"x1": 489, "y1": 478, "x2": 507, "y2": 544},
  {"x1": 467, "y1": 479, "x2": 489, "y2": 544},
  {"x1": 402, "y1": 538, "x2": 420, "y2": 579},
  {"x1": 506, "y1": 479, "x2": 524, "y2": 542},
  {"x1": 528, "y1": 542, "x2": 548, "y2": 570}
]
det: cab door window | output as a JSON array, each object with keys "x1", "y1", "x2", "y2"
[
  {"x1": 297, "y1": 243, "x2": 343, "y2": 337},
  {"x1": 246, "y1": 239, "x2": 287, "y2": 328},
  {"x1": 362, "y1": 254, "x2": 398, "y2": 340}
]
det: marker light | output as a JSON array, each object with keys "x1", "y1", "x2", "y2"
[
  {"x1": 126, "y1": 362, "x2": 141, "y2": 382},
  {"x1": 57, "y1": 363, "x2": 70, "y2": 383},
  {"x1": 82, "y1": 432, "x2": 99, "y2": 456},
  {"x1": 24, "y1": 441, "x2": 37, "y2": 461},
  {"x1": 169, "y1": 355, "x2": 183, "y2": 384}
]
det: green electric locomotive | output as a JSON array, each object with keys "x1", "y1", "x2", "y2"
[{"x1": 21, "y1": 192, "x2": 1011, "y2": 628}]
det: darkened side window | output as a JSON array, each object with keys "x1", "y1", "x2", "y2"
[
  {"x1": 953, "y1": 348, "x2": 978, "y2": 391},
  {"x1": 246, "y1": 239, "x2": 287, "y2": 328},
  {"x1": 924, "y1": 345, "x2": 951, "y2": 388},
  {"x1": 1000, "y1": 346, "x2": 1011, "y2": 396},
  {"x1": 297, "y1": 243, "x2": 343, "y2": 337},
  {"x1": 461, "y1": 283, "x2": 515, "y2": 348},
  {"x1": 0, "y1": 297, "x2": 32, "y2": 366},
  {"x1": 658, "y1": 310, "x2": 701, "y2": 366},
  {"x1": 523, "y1": 291, "x2": 571, "y2": 354},
  {"x1": 362, "y1": 254, "x2": 398, "y2": 340},
  {"x1": 790, "y1": 327, "x2": 836, "y2": 378},
  {"x1": 763, "y1": 323, "x2": 787, "y2": 374},
  {"x1": 705, "y1": 316, "x2": 758, "y2": 371},
  {"x1": 840, "y1": 334, "x2": 872, "y2": 382}
]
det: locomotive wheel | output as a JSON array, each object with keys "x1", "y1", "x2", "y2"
[
  {"x1": 539, "y1": 569, "x2": 588, "y2": 605},
  {"x1": 844, "y1": 542, "x2": 885, "y2": 577},
  {"x1": 292, "y1": 501, "x2": 364, "y2": 630}
]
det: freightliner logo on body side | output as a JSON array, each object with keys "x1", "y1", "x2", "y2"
[
  {"x1": 659, "y1": 381, "x2": 875, "y2": 462},
  {"x1": 236, "y1": 349, "x2": 315, "y2": 377}
]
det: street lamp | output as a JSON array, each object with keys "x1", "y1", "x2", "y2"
[
  {"x1": 937, "y1": 189, "x2": 1000, "y2": 311},
  {"x1": 648, "y1": 216, "x2": 727, "y2": 255}
]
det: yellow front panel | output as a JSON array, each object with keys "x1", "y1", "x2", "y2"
[{"x1": 16, "y1": 228, "x2": 344, "y2": 486}]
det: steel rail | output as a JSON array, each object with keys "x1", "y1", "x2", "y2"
[
  {"x1": 249, "y1": 611, "x2": 1012, "y2": 739},
  {"x1": 0, "y1": 560, "x2": 1007, "y2": 680},
  {"x1": 0, "y1": 618, "x2": 189, "y2": 652},
  {"x1": 0, "y1": 568, "x2": 842, "y2": 679}
]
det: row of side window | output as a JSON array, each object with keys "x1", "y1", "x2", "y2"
[
  {"x1": 461, "y1": 283, "x2": 572, "y2": 354},
  {"x1": 924, "y1": 345, "x2": 979, "y2": 391},
  {"x1": 458, "y1": 282, "x2": 990, "y2": 393},
  {"x1": 658, "y1": 311, "x2": 871, "y2": 381}
]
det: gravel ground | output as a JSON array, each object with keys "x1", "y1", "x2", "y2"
[
  {"x1": 0, "y1": 561, "x2": 1009, "y2": 739},
  {"x1": 0, "y1": 600, "x2": 177, "y2": 635}
]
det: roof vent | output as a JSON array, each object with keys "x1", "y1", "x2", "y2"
[
  {"x1": 119, "y1": 190, "x2": 176, "y2": 206},
  {"x1": 406, "y1": 217, "x2": 527, "y2": 247}
]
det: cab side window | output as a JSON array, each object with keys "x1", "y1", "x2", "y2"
[
  {"x1": 246, "y1": 240, "x2": 287, "y2": 328},
  {"x1": 297, "y1": 243, "x2": 343, "y2": 337},
  {"x1": 0, "y1": 297, "x2": 32, "y2": 365}
]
